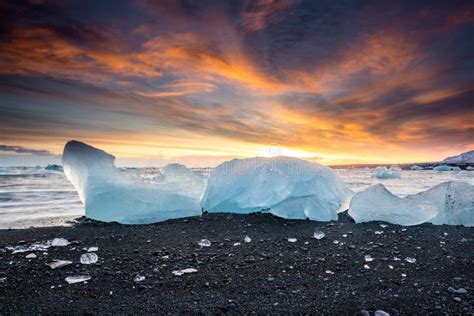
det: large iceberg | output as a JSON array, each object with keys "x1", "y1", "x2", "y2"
[
  {"x1": 373, "y1": 166, "x2": 401, "y2": 179},
  {"x1": 349, "y1": 181, "x2": 474, "y2": 226},
  {"x1": 62, "y1": 141, "x2": 204, "y2": 224},
  {"x1": 200, "y1": 157, "x2": 352, "y2": 221}
]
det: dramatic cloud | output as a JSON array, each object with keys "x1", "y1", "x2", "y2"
[
  {"x1": 0, "y1": 145, "x2": 53, "y2": 156},
  {"x1": 0, "y1": 0, "x2": 473, "y2": 163}
]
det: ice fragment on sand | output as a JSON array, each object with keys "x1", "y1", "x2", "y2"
[
  {"x1": 87, "y1": 247, "x2": 98, "y2": 252},
  {"x1": 25, "y1": 253, "x2": 36, "y2": 259},
  {"x1": 447, "y1": 287, "x2": 467, "y2": 294},
  {"x1": 80, "y1": 253, "x2": 98, "y2": 264},
  {"x1": 198, "y1": 239, "x2": 211, "y2": 247},
  {"x1": 62, "y1": 140, "x2": 203, "y2": 224},
  {"x1": 364, "y1": 255, "x2": 374, "y2": 262},
  {"x1": 134, "y1": 274, "x2": 145, "y2": 282},
  {"x1": 172, "y1": 268, "x2": 198, "y2": 276},
  {"x1": 201, "y1": 157, "x2": 352, "y2": 221},
  {"x1": 51, "y1": 238, "x2": 70, "y2": 247},
  {"x1": 364, "y1": 264, "x2": 370, "y2": 269},
  {"x1": 405, "y1": 257, "x2": 416, "y2": 263},
  {"x1": 375, "y1": 310, "x2": 390, "y2": 316},
  {"x1": 313, "y1": 231, "x2": 325, "y2": 239},
  {"x1": 47, "y1": 260, "x2": 72, "y2": 269},
  {"x1": 244, "y1": 236, "x2": 251, "y2": 243},
  {"x1": 65, "y1": 275, "x2": 91, "y2": 284},
  {"x1": 288, "y1": 238, "x2": 297, "y2": 243}
]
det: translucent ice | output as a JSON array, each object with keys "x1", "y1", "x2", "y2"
[
  {"x1": 172, "y1": 268, "x2": 198, "y2": 276},
  {"x1": 434, "y1": 165, "x2": 460, "y2": 172},
  {"x1": 65, "y1": 275, "x2": 91, "y2": 284},
  {"x1": 198, "y1": 239, "x2": 211, "y2": 247},
  {"x1": 410, "y1": 165, "x2": 424, "y2": 171},
  {"x1": 411, "y1": 182, "x2": 474, "y2": 226},
  {"x1": 51, "y1": 238, "x2": 70, "y2": 247},
  {"x1": 62, "y1": 140, "x2": 203, "y2": 224},
  {"x1": 349, "y1": 181, "x2": 474, "y2": 226},
  {"x1": 201, "y1": 157, "x2": 352, "y2": 221},
  {"x1": 45, "y1": 164, "x2": 63, "y2": 172},
  {"x1": 313, "y1": 231, "x2": 325, "y2": 239},
  {"x1": 80, "y1": 253, "x2": 98, "y2": 264},
  {"x1": 47, "y1": 260, "x2": 72, "y2": 269},
  {"x1": 373, "y1": 166, "x2": 401, "y2": 179},
  {"x1": 244, "y1": 236, "x2": 251, "y2": 243},
  {"x1": 348, "y1": 184, "x2": 437, "y2": 226}
]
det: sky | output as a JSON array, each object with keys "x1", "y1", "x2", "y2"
[{"x1": 0, "y1": 0, "x2": 473, "y2": 166}]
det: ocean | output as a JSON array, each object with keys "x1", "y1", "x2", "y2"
[{"x1": 0, "y1": 166, "x2": 472, "y2": 229}]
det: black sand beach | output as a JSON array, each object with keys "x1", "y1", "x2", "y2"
[{"x1": 0, "y1": 212, "x2": 473, "y2": 315}]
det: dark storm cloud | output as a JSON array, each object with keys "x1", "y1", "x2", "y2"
[{"x1": 0, "y1": 145, "x2": 53, "y2": 156}]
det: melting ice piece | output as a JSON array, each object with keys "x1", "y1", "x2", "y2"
[
  {"x1": 47, "y1": 260, "x2": 72, "y2": 269},
  {"x1": 373, "y1": 166, "x2": 401, "y2": 179},
  {"x1": 201, "y1": 157, "x2": 352, "y2": 221},
  {"x1": 87, "y1": 247, "x2": 99, "y2": 252},
  {"x1": 434, "y1": 165, "x2": 460, "y2": 172},
  {"x1": 172, "y1": 268, "x2": 198, "y2": 276},
  {"x1": 51, "y1": 238, "x2": 70, "y2": 247},
  {"x1": 25, "y1": 253, "x2": 37, "y2": 259},
  {"x1": 62, "y1": 140, "x2": 203, "y2": 224},
  {"x1": 80, "y1": 253, "x2": 98, "y2": 264},
  {"x1": 65, "y1": 275, "x2": 91, "y2": 284},
  {"x1": 348, "y1": 184, "x2": 437, "y2": 226},
  {"x1": 313, "y1": 231, "x2": 325, "y2": 239},
  {"x1": 198, "y1": 239, "x2": 211, "y2": 247},
  {"x1": 134, "y1": 274, "x2": 145, "y2": 282},
  {"x1": 244, "y1": 236, "x2": 251, "y2": 243},
  {"x1": 364, "y1": 255, "x2": 374, "y2": 262},
  {"x1": 405, "y1": 257, "x2": 416, "y2": 263},
  {"x1": 288, "y1": 238, "x2": 297, "y2": 243},
  {"x1": 410, "y1": 165, "x2": 424, "y2": 171},
  {"x1": 349, "y1": 182, "x2": 474, "y2": 226},
  {"x1": 411, "y1": 182, "x2": 474, "y2": 226}
]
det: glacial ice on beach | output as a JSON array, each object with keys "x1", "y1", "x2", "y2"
[
  {"x1": 373, "y1": 166, "x2": 401, "y2": 179},
  {"x1": 410, "y1": 182, "x2": 474, "y2": 226},
  {"x1": 44, "y1": 164, "x2": 63, "y2": 172},
  {"x1": 433, "y1": 165, "x2": 460, "y2": 172},
  {"x1": 200, "y1": 157, "x2": 352, "y2": 221},
  {"x1": 349, "y1": 181, "x2": 474, "y2": 226},
  {"x1": 410, "y1": 165, "x2": 424, "y2": 171},
  {"x1": 62, "y1": 140, "x2": 203, "y2": 224}
]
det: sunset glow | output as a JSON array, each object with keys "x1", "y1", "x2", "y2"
[{"x1": 0, "y1": 0, "x2": 473, "y2": 166}]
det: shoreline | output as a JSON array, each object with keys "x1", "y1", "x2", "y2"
[{"x1": 1, "y1": 212, "x2": 473, "y2": 314}]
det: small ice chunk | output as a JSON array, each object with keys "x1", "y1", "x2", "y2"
[
  {"x1": 25, "y1": 253, "x2": 37, "y2": 259},
  {"x1": 364, "y1": 264, "x2": 370, "y2": 269},
  {"x1": 373, "y1": 166, "x2": 401, "y2": 179},
  {"x1": 288, "y1": 238, "x2": 297, "y2": 243},
  {"x1": 313, "y1": 231, "x2": 325, "y2": 240},
  {"x1": 410, "y1": 165, "x2": 424, "y2": 171},
  {"x1": 325, "y1": 270, "x2": 334, "y2": 274},
  {"x1": 333, "y1": 240, "x2": 339, "y2": 244},
  {"x1": 379, "y1": 224, "x2": 387, "y2": 228},
  {"x1": 65, "y1": 275, "x2": 91, "y2": 284},
  {"x1": 375, "y1": 310, "x2": 390, "y2": 316},
  {"x1": 447, "y1": 287, "x2": 467, "y2": 294},
  {"x1": 364, "y1": 255, "x2": 374, "y2": 262},
  {"x1": 80, "y1": 253, "x2": 98, "y2": 264},
  {"x1": 434, "y1": 165, "x2": 460, "y2": 172},
  {"x1": 51, "y1": 238, "x2": 70, "y2": 247},
  {"x1": 198, "y1": 239, "x2": 211, "y2": 247},
  {"x1": 374, "y1": 231, "x2": 383, "y2": 235},
  {"x1": 244, "y1": 236, "x2": 251, "y2": 243},
  {"x1": 233, "y1": 242, "x2": 241, "y2": 246},
  {"x1": 47, "y1": 260, "x2": 72, "y2": 269},
  {"x1": 87, "y1": 247, "x2": 99, "y2": 252},
  {"x1": 401, "y1": 273, "x2": 407, "y2": 277},
  {"x1": 172, "y1": 268, "x2": 198, "y2": 276},
  {"x1": 134, "y1": 274, "x2": 145, "y2": 282},
  {"x1": 388, "y1": 265, "x2": 394, "y2": 269},
  {"x1": 405, "y1": 257, "x2": 416, "y2": 263}
]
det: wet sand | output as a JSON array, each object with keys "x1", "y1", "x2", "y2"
[{"x1": 0, "y1": 212, "x2": 473, "y2": 314}]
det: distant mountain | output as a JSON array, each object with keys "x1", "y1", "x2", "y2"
[{"x1": 443, "y1": 150, "x2": 474, "y2": 164}]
